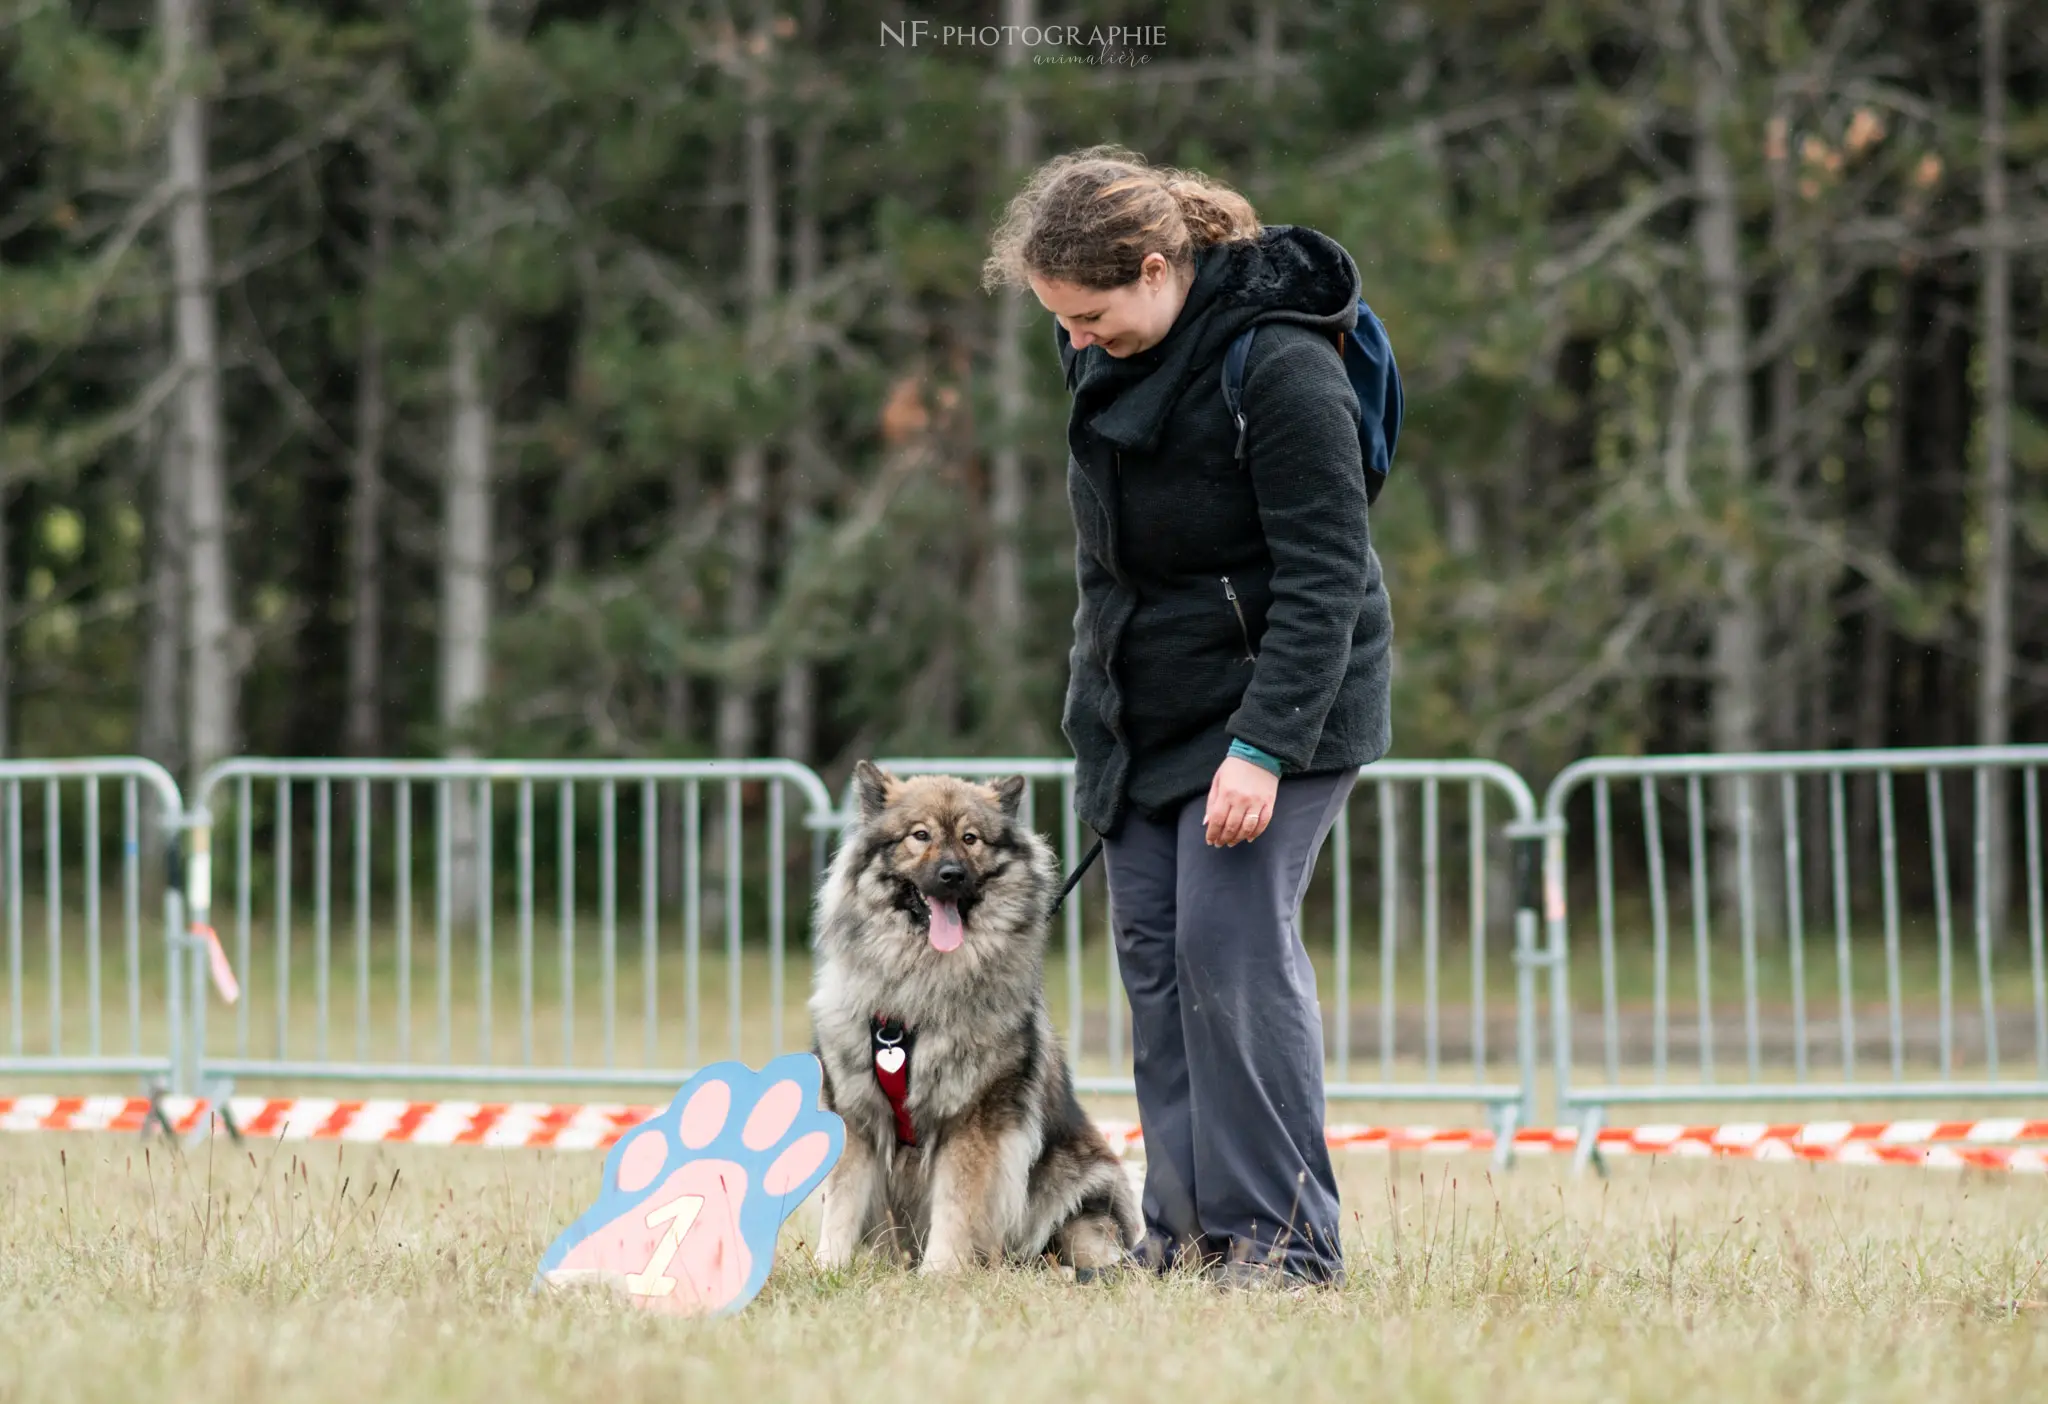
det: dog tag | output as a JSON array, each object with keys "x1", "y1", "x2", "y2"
[{"x1": 875, "y1": 1046, "x2": 906, "y2": 1075}]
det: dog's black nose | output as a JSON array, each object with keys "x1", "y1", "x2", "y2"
[{"x1": 935, "y1": 862, "x2": 966, "y2": 888}]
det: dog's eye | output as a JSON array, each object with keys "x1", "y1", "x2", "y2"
[
  {"x1": 961, "y1": 833, "x2": 979, "y2": 846},
  {"x1": 911, "y1": 828, "x2": 930, "y2": 843}
]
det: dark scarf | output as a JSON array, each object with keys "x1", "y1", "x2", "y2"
[{"x1": 1062, "y1": 237, "x2": 1266, "y2": 460}]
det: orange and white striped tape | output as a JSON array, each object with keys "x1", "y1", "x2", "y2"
[
  {"x1": 2, "y1": 1096, "x2": 2043, "y2": 1171},
  {"x1": 1097, "y1": 1117, "x2": 2048, "y2": 1166},
  {"x1": 1569, "y1": 1119, "x2": 2048, "y2": 1168},
  {"x1": 0, "y1": 1094, "x2": 649, "y2": 1150}
]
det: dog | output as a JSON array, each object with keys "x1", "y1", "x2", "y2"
[{"x1": 807, "y1": 761, "x2": 1140, "y2": 1276}]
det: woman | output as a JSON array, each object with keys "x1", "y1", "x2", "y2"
[{"x1": 982, "y1": 146, "x2": 1393, "y2": 1288}]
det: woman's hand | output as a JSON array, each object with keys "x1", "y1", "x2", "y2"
[{"x1": 1205, "y1": 756, "x2": 1280, "y2": 846}]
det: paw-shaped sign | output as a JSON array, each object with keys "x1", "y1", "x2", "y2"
[{"x1": 536, "y1": 1053, "x2": 843, "y2": 1317}]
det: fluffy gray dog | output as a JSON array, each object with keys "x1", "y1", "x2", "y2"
[{"x1": 808, "y1": 762, "x2": 1139, "y2": 1275}]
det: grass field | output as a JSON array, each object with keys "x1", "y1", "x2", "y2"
[{"x1": 2, "y1": 1129, "x2": 2045, "y2": 1403}]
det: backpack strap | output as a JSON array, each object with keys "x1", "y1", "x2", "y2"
[
  {"x1": 1226, "y1": 307, "x2": 1403, "y2": 503},
  {"x1": 1221, "y1": 325, "x2": 1350, "y2": 463},
  {"x1": 1221, "y1": 326, "x2": 1257, "y2": 461}
]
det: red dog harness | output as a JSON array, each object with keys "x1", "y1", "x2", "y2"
[{"x1": 869, "y1": 1015, "x2": 918, "y2": 1146}]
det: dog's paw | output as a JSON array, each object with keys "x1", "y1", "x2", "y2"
[
  {"x1": 916, "y1": 1256, "x2": 965, "y2": 1278},
  {"x1": 536, "y1": 1053, "x2": 843, "y2": 1317}
]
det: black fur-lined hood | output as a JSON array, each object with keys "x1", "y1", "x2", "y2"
[
  {"x1": 1213, "y1": 222, "x2": 1362, "y2": 331},
  {"x1": 1058, "y1": 223, "x2": 1362, "y2": 456}
]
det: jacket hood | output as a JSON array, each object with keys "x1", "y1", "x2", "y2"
[
  {"x1": 1216, "y1": 222, "x2": 1362, "y2": 328},
  {"x1": 1060, "y1": 224, "x2": 1362, "y2": 455}
]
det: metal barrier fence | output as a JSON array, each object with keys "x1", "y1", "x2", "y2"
[
  {"x1": 9, "y1": 745, "x2": 2045, "y2": 1160},
  {"x1": 0, "y1": 759, "x2": 189, "y2": 1089},
  {"x1": 101, "y1": 752, "x2": 1550, "y2": 1138},
  {"x1": 183, "y1": 759, "x2": 838, "y2": 1097},
  {"x1": 863, "y1": 758, "x2": 1547, "y2": 1135},
  {"x1": 1542, "y1": 747, "x2": 2048, "y2": 1166}
]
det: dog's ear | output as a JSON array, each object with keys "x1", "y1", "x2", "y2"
[
  {"x1": 988, "y1": 774, "x2": 1027, "y2": 820},
  {"x1": 853, "y1": 760, "x2": 898, "y2": 821}
]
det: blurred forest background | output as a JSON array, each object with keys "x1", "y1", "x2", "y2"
[{"x1": 1, "y1": 0, "x2": 2043, "y2": 796}]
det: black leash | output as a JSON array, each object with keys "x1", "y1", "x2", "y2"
[{"x1": 1049, "y1": 837, "x2": 1104, "y2": 918}]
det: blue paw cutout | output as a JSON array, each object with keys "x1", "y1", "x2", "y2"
[{"x1": 535, "y1": 1052, "x2": 843, "y2": 1317}]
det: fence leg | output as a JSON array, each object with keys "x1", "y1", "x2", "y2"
[
  {"x1": 142, "y1": 1082, "x2": 180, "y2": 1142},
  {"x1": 186, "y1": 1075, "x2": 242, "y2": 1150},
  {"x1": 164, "y1": 892, "x2": 187, "y2": 1100},
  {"x1": 1489, "y1": 1100, "x2": 1520, "y2": 1171},
  {"x1": 1571, "y1": 1104, "x2": 1608, "y2": 1179},
  {"x1": 175, "y1": 807, "x2": 243, "y2": 1148},
  {"x1": 1506, "y1": 819, "x2": 1561, "y2": 1131}
]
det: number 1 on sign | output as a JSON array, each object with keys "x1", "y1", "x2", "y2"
[{"x1": 624, "y1": 1196, "x2": 704, "y2": 1297}]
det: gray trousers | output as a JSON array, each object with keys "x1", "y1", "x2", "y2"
[{"x1": 1104, "y1": 767, "x2": 1355, "y2": 1281}]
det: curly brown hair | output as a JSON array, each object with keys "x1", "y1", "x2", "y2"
[{"x1": 981, "y1": 144, "x2": 1262, "y2": 293}]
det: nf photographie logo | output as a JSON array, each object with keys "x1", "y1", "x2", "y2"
[{"x1": 878, "y1": 21, "x2": 1166, "y2": 63}]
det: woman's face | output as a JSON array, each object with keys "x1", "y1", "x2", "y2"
[{"x1": 1029, "y1": 252, "x2": 1189, "y2": 358}]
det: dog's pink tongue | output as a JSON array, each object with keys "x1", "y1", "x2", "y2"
[{"x1": 926, "y1": 897, "x2": 964, "y2": 953}]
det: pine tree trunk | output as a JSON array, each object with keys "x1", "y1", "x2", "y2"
[
  {"x1": 925, "y1": 635, "x2": 962, "y2": 744},
  {"x1": 662, "y1": 452, "x2": 696, "y2": 905},
  {"x1": 981, "y1": 0, "x2": 1041, "y2": 751},
  {"x1": 1852, "y1": 271, "x2": 1909, "y2": 858},
  {"x1": 662, "y1": 665, "x2": 691, "y2": 907},
  {"x1": 707, "y1": 14, "x2": 778, "y2": 952},
  {"x1": 1767, "y1": 109, "x2": 1804, "y2": 757},
  {"x1": 776, "y1": 120, "x2": 824, "y2": 767},
  {"x1": 347, "y1": 149, "x2": 390, "y2": 758},
  {"x1": 1253, "y1": 7, "x2": 1280, "y2": 102},
  {"x1": 440, "y1": 310, "x2": 490, "y2": 909},
  {"x1": 1976, "y1": 0, "x2": 2013, "y2": 941},
  {"x1": 139, "y1": 402, "x2": 184, "y2": 773},
  {"x1": 717, "y1": 443, "x2": 765, "y2": 759},
  {"x1": 773, "y1": 590, "x2": 813, "y2": 762},
  {"x1": 1693, "y1": 0, "x2": 1779, "y2": 933},
  {"x1": 162, "y1": 0, "x2": 236, "y2": 780},
  {"x1": 0, "y1": 337, "x2": 9, "y2": 760},
  {"x1": 1769, "y1": 108, "x2": 1828, "y2": 917},
  {"x1": 440, "y1": 0, "x2": 498, "y2": 921},
  {"x1": 716, "y1": 42, "x2": 776, "y2": 763}
]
